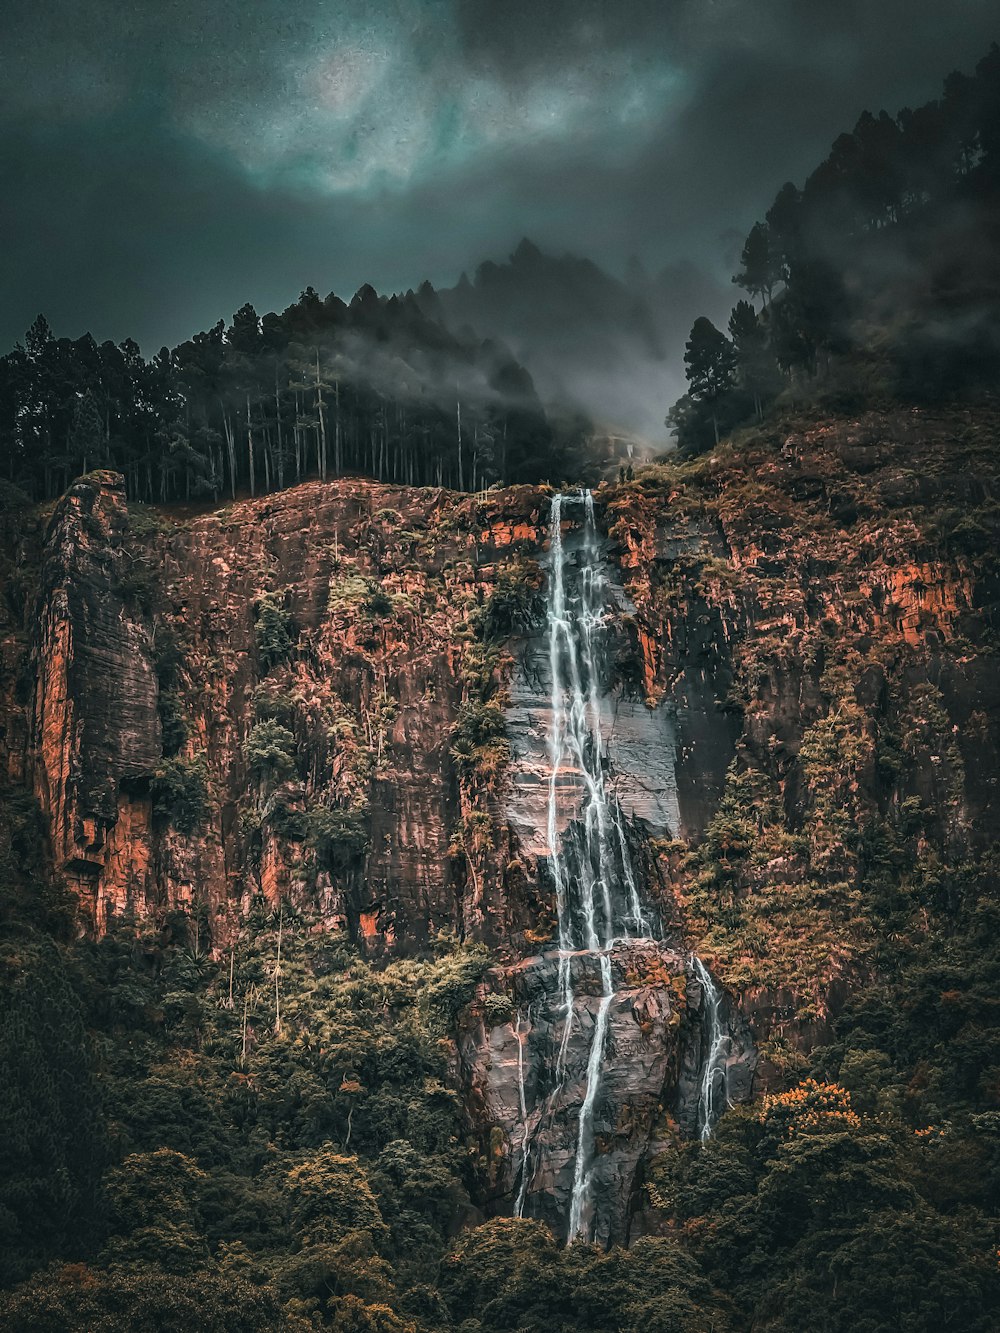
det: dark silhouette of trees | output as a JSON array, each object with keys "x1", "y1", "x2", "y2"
[
  {"x1": 0, "y1": 285, "x2": 558, "y2": 504},
  {"x1": 669, "y1": 43, "x2": 1000, "y2": 452},
  {"x1": 733, "y1": 222, "x2": 779, "y2": 307},
  {"x1": 683, "y1": 318, "x2": 737, "y2": 447},
  {"x1": 728, "y1": 301, "x2": 779, "y2": 421}
]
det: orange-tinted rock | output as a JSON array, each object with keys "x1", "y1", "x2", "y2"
[{"x1": 30, "y1": 472, "x2": 161, "y2": 928}]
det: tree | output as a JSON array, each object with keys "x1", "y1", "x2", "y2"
[
  {"x1": 68, "y1": 390, "x2": 105, "y2": 474},
  {"x1": 151, "y1": 755, "x2": 209, "y2": 834},
  {"x1": 728, "y1": 301, "x2": 778, "y2": 420},
  {"x1": 733, "y1": 222, "x2": 778, "y2": 306},
  {"x1": 254, "y1": 594, "x2": 295, "y2": 672},
  {"x1": 683, "y1": 318, "x2": 737, "y2": 446},
  {"x1": 765, "y1": 182, "x2": 803, "y2": 281},
  {"x1": 0, "y1": 1265, "x2": 291, "y2": 1332},
  {"x1": 283, "y1": 1152, "x2": 388, "y2": 1248},
  {"x1": 0, "y1": 933, "x2": 107, "y2": 1284},
  {"x1": 243, "y1": 719, "x2": 297, "y2": 784}
]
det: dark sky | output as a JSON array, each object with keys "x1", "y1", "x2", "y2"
[{"x1": 2, "y1": 0, "x2": 997, "y2": 355}]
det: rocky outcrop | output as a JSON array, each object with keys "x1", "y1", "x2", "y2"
[
  {"x1": 30, "y1": 472, "x2": 160, "y2": 930},
  {"x1": 459, "y1": 942, "x2": 755, "y2": 1245}
]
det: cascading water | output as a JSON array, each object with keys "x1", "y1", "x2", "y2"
[
  {"x1": 541, "y1": 490, "x2": 652, "y2": 1242},
  {"x1": 513, "y1": 489, "x2": 733, "y2": 1241},
  {"x1": 513, "y1": 1008, "x2": 532, "y2": 1219},
  {"x1": 692, "y1": 955, "x2": 730, "y2": 1140}
]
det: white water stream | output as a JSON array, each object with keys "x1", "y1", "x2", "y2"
[
  {"x1": 692, "y1": 955, "x2": 731, "y2": 1139},
  {"x1": 545, "y1": 491, "x2": 650, "y2": 1241},
  {"x1": 515, "y1": 490, "x2": 730, "y2": 1241}
]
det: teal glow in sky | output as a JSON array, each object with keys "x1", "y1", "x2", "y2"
[{"x1": 1, "y1": 0, "x2": 997, "y2": 351}]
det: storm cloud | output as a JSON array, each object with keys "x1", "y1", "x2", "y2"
[{"x1": 1, "y1": 0, "x2": 997, "y2": 363}]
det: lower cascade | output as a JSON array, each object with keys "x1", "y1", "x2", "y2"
[
  {"x1": 692, "y1": 955, "x2": 732, "y2": 1140},
  {"x1": 492, "y1": 489, "x2": 738, "y2": 1245}
]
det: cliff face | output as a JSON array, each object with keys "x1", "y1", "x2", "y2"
[
  {"x1": 17, "y1": 473, "x2": 553, "y2": 948},
  {"x1": 3, "y1": 403, "x2": 998, "y2": 1241},
  {"x1": 605, "y1": 409, "x2": 1000, "y2": 1083},
  {"x1": 29, "y1": 473, "x2": 161, "y2": 931}
]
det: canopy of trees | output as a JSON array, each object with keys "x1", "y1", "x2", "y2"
[
  {"x1": 670, "y1": 44, "x2": 1000, "y2": 453},
  {"x1": 0, "y1": 286, "x2": 562, "y2": 504}
]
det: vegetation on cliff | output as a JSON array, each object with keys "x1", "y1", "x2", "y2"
[{"x1": 2, "y1": 790, "x2": 998, "y2": 1328}]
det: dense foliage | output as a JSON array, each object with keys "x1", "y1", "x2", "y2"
[
  {"x1": 671, "y1": 45, "x2": 1000, "y2": 452},
  {"x1": 2, "y1": 725, "x2": 998, "y2": 1329}
]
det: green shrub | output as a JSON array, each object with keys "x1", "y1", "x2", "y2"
[
  {"x1": 483, "y1": 992, "x2": 515, "y2": 1027},
  {"x1": 327, "y1": 575, "x2": 394, "y2": 620},
  {"x1": 422, "y1": 942, "x2": 492, "y2": 1031},
  {"x1": 475, "y1": 564, "x2": 543, "y2": 641},
  {"x1": 450, "y1": 703, "x2": 509, "y2": 782},
  {"x1": 252, "y1": 681, "x2": 297, "y2": 726},
  {"x1": 306, "y1": 805, "x2": 370, "y2": 873},
  {"x1": 151, "y1": 756, "x2": 209, "y2": 834},
  {"x1": 243, "y1": 720, "x2": 297, "y2": 781},
  {"x1": 253, "y1": 593, "x2": 295, "y2": 673}
]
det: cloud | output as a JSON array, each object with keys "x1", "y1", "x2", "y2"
[{"x1": 1, "y1": 0, "x2": 997, "y2": 376}]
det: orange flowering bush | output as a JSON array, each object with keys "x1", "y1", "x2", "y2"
[{"x1": 760, "y1": 1078, "x2": 861, "y2": 1143}]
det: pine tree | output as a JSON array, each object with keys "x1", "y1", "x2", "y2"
[{"x1": 683, "y1": 318, "x2": 737, "y2": 446}]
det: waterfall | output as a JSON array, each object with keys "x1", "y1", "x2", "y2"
[
  {"x1": 692, "y1": 955, "x2": 730, "y2": 1140},
  {"x1": 543, "y1": 490, "x2": 650, "y2": 1243},
  {"x1": 515, "y1": 489, "x2": 731, "y2": 1241},
  {"x1": 513, "y1": 1009, "x2": 532, "y2": 1219}
]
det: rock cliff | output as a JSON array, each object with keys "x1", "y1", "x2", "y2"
[{"x1": 1, "y1": 403, "x2": 997, "y2": 1243}]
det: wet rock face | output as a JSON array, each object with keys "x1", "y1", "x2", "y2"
[
  {"x1": 459, "y1": 942, "x2": 756, "y2": 1245},
  {"x1": 505, "y1": 518, "x2": 682, "y2": 862},
  {"x1": 460, "y1": 942, "x2": 685, "y2": 1246}
]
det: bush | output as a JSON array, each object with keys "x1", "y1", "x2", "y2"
[
  {"x1": 449, "y1": 704, "x2": 509, "y2": 782},
  {"x1": 243, "y1": 720, "x2": 297, "y2": 781},
  {"x1": 422, "y1": 942, "x2": 492, "y2": 1030},
  {"x1": 0, "y1": 1264, "x2": 288, "y2": 1332},
  {"x1": 328, "y1": 575, "x2": 394, "y2": 621},
  {"x1": 253, "y1": 681, "x2": 297, "y2": 727},
  {"x1": 151, "y1": 756, "x2": 209, "y2": 834},
  {"x1": 284, "y1": 1152, "x2": 388, "y2": 1247},
  {"x1": 306, "y1": 806, "x2": 370, "y2": 874},
  {"x1": 254, "y1": 594, "x2": 295, "y2": 673},
  {"x1": 475, "y1": 565, "x2": 543, "y2": 641},
  {"x1": 483, "y1": 992, "x2": 515, "y2": 1027}
]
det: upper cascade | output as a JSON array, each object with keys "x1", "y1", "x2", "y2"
[{"x1": 545, "y1": 490, "x2": 653, "y2": 957}]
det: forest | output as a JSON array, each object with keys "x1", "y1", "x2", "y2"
[
  {"x1": 0, "y1": 287, "x2": 561, "y2": 505},
  {"x1": 670, "y1": 44, "x2": 1000, "y2": 452},
  {"x1": 2, "y1": 726, "x2": 998, "y2": 1331}
]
